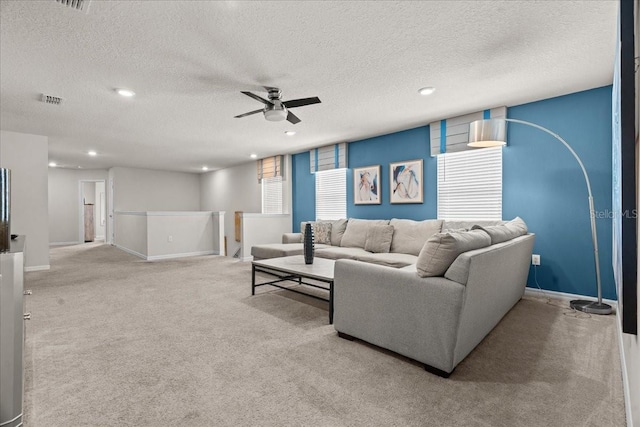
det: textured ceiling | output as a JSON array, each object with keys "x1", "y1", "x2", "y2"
[{"x1": 0, "y1": 1, "x2": 618, "y2": 173}]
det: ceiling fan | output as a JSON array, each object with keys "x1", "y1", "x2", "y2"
[{"x1": 234, "y1": 87, "x2": 321, "y2": 124}]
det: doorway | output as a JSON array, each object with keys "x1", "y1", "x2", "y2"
[{"x1": 79, "y1": 180, "x2": 106, "y2": 243}]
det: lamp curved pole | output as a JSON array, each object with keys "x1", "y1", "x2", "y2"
[{"x1": 478, "y1": 118, "x2": 610, "y2": 314}]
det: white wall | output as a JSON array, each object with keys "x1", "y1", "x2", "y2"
[
  {"x1": 240, "y1": 213, "x2": 291, "y2": 261},
  {"x1": 114, "y1": 212, "x2": 147, "y2": 258},
  {"x1": 48, "y1": 168, "x2": 108, "y2": 245},
  {"x1": 199, "y1": 156, "x2": 292, "y2": 257},
  {"x1": 146, "y1": 212, "x2": 214, "y2": 259},
  {"x1": 82, "y1": 182, "x2": 95, "y2": 204},
  {"x1": 114, "y1": 211, "x2": 218, "y2": 260},
  {"x1": 0, "y1": 130, "x2": 49, "y2": 270},
  {"x1": 199, "y1": 161, "x2": 262, "y2": 257},
  {"x1": 110, "y1": 166, "x2": 200, "y2": 212},
  {"x1": 95, "y1": 181, "x2": 105, "y2": 239}
]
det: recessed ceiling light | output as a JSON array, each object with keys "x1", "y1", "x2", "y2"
[
  {"x1": 250, "y1": 154, "x2": 257, "y2": 159},
  {"x1": 48, "y1": 162, "x2": 57, "y2": 167},
  {"x1": 88, "y1": 150, "x2": 97, "y2": 156},
  {"x1": 285, "y1": 131, "x2": 296, "y2": 136},
  {"x1": 418, "y1": 87, "x2": 436, "y2": 96},
  {"x1": 202, "y1": 166, "x2": 209, "y2": 171},
  {"x1": 116, "y1": 88, "x2": 135, "y2": 97}
]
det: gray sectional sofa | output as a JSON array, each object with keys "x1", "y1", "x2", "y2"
[{"x1": 251, "y1": 217, "x2": 535, "y2": 377}]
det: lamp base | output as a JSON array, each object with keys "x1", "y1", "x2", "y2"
[{"x1": 569, "y1": 299, "x2": 613, "y2": 315}]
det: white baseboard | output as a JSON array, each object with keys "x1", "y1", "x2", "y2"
[
  {"x1": 25, "y1": 265, "x2": 50, "y2": 272},
  {"x1": 616, "y1": 316, "x2": 633, "y2": 427},
  {"x1": 50, "y1": 241, "x2": 80, "y2": 246},
  {"x1": 524, "y1": 287, "x2": 618, "y2": 309},
  {"x1": 114, "y1": 245, "x2": 215, "y2": 261},
  {"x1": 114, "y1": 245, "x2": 147, "y2": 260},
  {"x1": 146, "y1": 251, "x2": 215, "y2": 261}
]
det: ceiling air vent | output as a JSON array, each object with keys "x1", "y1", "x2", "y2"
[
  {"x1": 41, "y1": 94, "x2": 64, "y2": 106},
  {"x1": 54, "y1": 0, "x2": 91, "y2": 13}
]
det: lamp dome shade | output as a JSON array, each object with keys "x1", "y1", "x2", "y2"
[{"x1": 468, "y1": 119, "x2": 507, "y2": 147}]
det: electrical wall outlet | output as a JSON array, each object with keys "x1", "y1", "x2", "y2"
[
  {"x1": 168, "y1": 235, "x2": 173, "y2": 243},
  {"x1": 532, "y1": 254, "x2": 540, "y2": 266}
]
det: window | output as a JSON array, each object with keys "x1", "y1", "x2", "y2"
[
  {"x1": 262, "y1": 176, "x2": 283, "y2": 214},
  {"x1": 315, "y1": 168, "x2": 347, "y2": 220},
  {"x1": 437, "y1": 147, "x2": 502, "y2": 220}
]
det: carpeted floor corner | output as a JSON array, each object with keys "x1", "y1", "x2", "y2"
[{"x1": 22, "y1": 243, "x2": 625, "y2": 426}]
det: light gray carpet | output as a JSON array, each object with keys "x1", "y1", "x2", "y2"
[{"x1": 23, "y1": 243, "x2": 625, "y2": 426}]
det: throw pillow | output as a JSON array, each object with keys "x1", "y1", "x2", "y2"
[
  {"x1": 389, "y1": 219, "x2": 444, "y2": 256},
  {"x1": 416, "y1": 229, "x2": 491, "y2": 277},
  {"x1": 314, "y1": 222, "x2": 332, "y2": 245},
  {"x1": 329, "y1": 218, "x2": 349, "y2": 246},
  {"x1": 364, "y1": 224, "x2": 394, "y2": 253},
  {"x1": 301, "y1": 221, "x2": 332, "y2": 245},
  {"x1": 471, "y1": 216, "x2": 528, "y2": 244},
  {"x1": 340, "y1": 219, "x2": 389, "y2": 248}
]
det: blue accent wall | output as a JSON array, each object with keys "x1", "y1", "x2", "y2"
[
  {"x1": 504, "y1": 86, "x2": 614, "y2": 299},
  {"x1": 291, "y1": 150, "x2": 315, "y2": 232},
  {"x1": 291, "y1": 86, "x2": 614, "y2": 299},
  {"x1": 348, "y1": 127, "x2": 436, "y2": 220}
]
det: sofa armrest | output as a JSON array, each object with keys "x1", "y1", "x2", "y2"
[
  {"x1": 333, "y1": 259, "x2": 465, "y2": 373},
  {"x1": 282, "y1": 233, "x2": 302, "y2": 244}
]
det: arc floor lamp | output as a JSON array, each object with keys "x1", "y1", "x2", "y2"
[{"x1": 468, "y1": 118, "x2": 612, "y2": 315}]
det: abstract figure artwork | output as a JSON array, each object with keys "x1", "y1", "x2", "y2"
[
  {"x1": 354, "y1": 165, "x2": 381, "y2": 205},
  {"x1": 390, "y1": 159, "x2": 423, "y2": 204}
]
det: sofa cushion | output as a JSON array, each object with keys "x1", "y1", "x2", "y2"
[
  {"x1": 329, "y1": 219, "x2": 349, "y2": 246},
  {"x1": 301, "y1": 221, "x2": 333, "y2": 245},
  {"x1": 315, "y1": 246, "x2": 370, "y2": 260},
  {"x1": 416, "y1": 229, "x2": 491, "y2": 277},
  {"x1": 251, "y1": 243, "x2": 331, "y2": 260},
  {"x1": 340, "y1": 219, "x2": 389, "y2": 248},
  {"x1": 364, "y1": 224, "x2": 394, "y2": 253},
  {"x1": 471, "y1": 217, "x2": 528, "y2": 245},
  {"x1": 354, "y1": 252, "x2": 418, "y2": 268},
  {"x1": 389, "y1": 219, "x2": 443, "y2": 256}
]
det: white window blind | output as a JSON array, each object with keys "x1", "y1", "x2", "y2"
[
  {"x1": 262, "y1": 176, "x2": 283, "y2": 214},
  {"x1": 315, "y1": 168, "x2": 347, "y2": 220},
  {"x1": 437, "y1": 147, "x2": 502, "y2": 220}
]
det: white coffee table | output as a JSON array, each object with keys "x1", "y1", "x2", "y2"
[{"x1": 251, "y1": 255, "x2": 335, "y2": 324}]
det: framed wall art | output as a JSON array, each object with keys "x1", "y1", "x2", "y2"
[
  {"x1": 353, "y1": 165, "x2": 381, "y2": 205},
  {"x1": 390, "y1": 159, "x2": 423, "y2": 204}
]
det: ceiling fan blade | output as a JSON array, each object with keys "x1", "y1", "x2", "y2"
[
  {"x1": 286, "y1": 111, "x2": 301, "y2": 124},
  {"x1": 282, "y1": 97, "x2": 321, "y2": 109},
  {"x1": 234, "y1": 109, "x2": 264, "y2": 118},
  {"x1": 241, "y1": 91, "x2": 272, "y2": 105}
]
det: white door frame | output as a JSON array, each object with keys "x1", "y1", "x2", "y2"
[
  {"x1": 78, "y1": 179, "x2": 106, "y2": 243},
  {"x1": 108, "y1": 178, "x2": 114, "y2": 245}
]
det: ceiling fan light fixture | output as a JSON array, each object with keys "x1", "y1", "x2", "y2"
[{"x1": 264, "y1": 108, "x2": 287, "y2": 122}]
